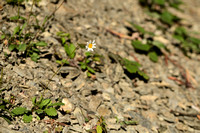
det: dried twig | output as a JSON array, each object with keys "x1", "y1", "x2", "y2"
[
  {"x1": 106, "y1": 28, "x2": 140, "y2": 40},
  {"x1": 161, "y1": 49, "x2": 196, "y2": 89},
  {"x1": 129, "y1": 52, "x2": 140, "y2": 63},
  {"x1": 168, "y1": 76, "x2": 184, "y2": 85}
]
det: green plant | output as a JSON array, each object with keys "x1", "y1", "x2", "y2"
[
  {"x1": 55, "y1": 32, "x2": 75, "y2": 65},
  {"x1": 1, "y1": 0, "x2": 64, "y2": 62},
  {"x1": 132, "y1": 40, "x2": 165, "y2": 62},
  {"x1": 115, "y1": 116, "x2": 138, "y2": 128},
  {"x1": 128, "y1": 23, "x2": 166, "y2": 63},
  {"x1": 0, "y1": 97, "x2": 13, "y2": 124},
  {"x1": 56, "y1": 32, "x2": 103, "y2": 78},
  {"x1": 11, "y1": 96, "x2": 64, "y2": 123},
  {"x1": 79, "y1": 52, "x2": 102, "y2": 77},
  {"x1": 108, "y1": 52, "x2": 149, "y2": 80},
  {"x1": 0, "y1": 68, "x2": 14, "y2": 124},
  {"x1": 96, "y1": 116, "x2": 107, "y2": 133},
  {"x1": 173, "y1": 27, "x2": 200, "y2": 54},
  {"x1": 139, "y1": 0, "x2": 182, "y2": 25}
]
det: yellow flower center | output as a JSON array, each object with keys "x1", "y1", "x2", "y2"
[{"x1": 88, "y1": 43, "x2": 93, "y2": 48}]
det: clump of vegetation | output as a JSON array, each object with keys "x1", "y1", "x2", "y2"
[
  {"x1": 86, "y1": 116, "x2": 107, "y2": 133},
  {"x1": 173, "y1": 27, "x2": 200, "y2": 55},
  {"x1": 11, "y1": 96, "x2": 64, "y2": 123},
  {"x1": 108, "y1": 52, "x2": 149, "y2": 81},
  {"x1": 128, "y1": 23, "x2": 166, "y2": 63},
  {"x1": 115, "y1": 116, "x2": 138, "y2": 128},
  {"x1": 0, "y1": 0, "x2": 62, "y2": 61},
  {"x1": 139, "y1": 0, "x2": 182, "y2": 25},
  {"x1": 56, "y1": 32, "x2": 103, "y2": 78},
  {"x1": 0, "y1": 94, "x2": 14, "y2": 124}
]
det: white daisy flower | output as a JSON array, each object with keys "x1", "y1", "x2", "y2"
[{"x1": 86, "y1": 40, "x2": 96, "y2": 51}]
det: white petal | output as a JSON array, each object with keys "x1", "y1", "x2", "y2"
[
  {"x1": 93, "y1": 46, "x2": 96, "y2": 48},
  {"x1": 92, "y1": 40, "x2": 95, "y2": 43}
]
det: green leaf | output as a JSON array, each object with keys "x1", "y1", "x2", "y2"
[
  {"x1": 123, "y1": 58, "x2": 141, "y2": 73},
  {"x1": 1, "y1": 35, "x2": 5, "y2": 40},
  {"x1": 57, "y1": 32, "x2": 70, "y2": 38},
  {"x1": 153, "y1": 0, "x2": 165, "y2": 6},
  {"x1": 10, "y1": 15, "x2": 26, "y2": 21},
  {"x1": 35, "y1": 41, "x2": 47, "y2": 47},
  {"x1": 131, "y1": 23, "x2": 146, "y2": 34},
  {"x1": 87, "y1": 71, "x2": 92, "y2": 77},
  {"x1": 86, "y1": 59, "x2": 91, "y2": 64},
  {"x1": 146, "y1": 11, "x2": 160, "y2": 19},
  {"x1": 56, "y1": 60, "x2": 62, "y2": 65},
  {"x1": 13, "y1": 26, "x2": 20, "y2": 36},
  {"x1": 8, "y1": 44, "x2": 16, "y2": 51},
  {"x1": 64, "y1": 43, "x2": 76, "y2": 59},
  {"x1": 18, "y1": 44, "x2": 26, "y2": 52},
  {"x1": 123, "y1": 58, "x2": 141, "y2": 67},
  {"x1": 78, "y1": 43, "x2": 86, "y2": 49},
  {"x1": 138, "y1": 70, "x2": 149, "y2": 80},
  {"x1": 36, "y1": 109, "x2": 43, "y2": 114},
  {"x1": 44, "y1": 108, "x2": 57, "y2": 116},
  {"x1": 85, "y1": 52, "x2": 92, "y2": 57},
  {"x1": 174, "y1": 27, "x2": 187, "y2": 36},
  {"x1": 11, "y1": 107, "x2": 26, "y2": 115},
  {"x1": 96, "y1": 125, "x2": 102, "y2": 133},
  {"x1": 148, "y1": 51, "x2": 158, "y2": 62},
  {"x1": 10, "y1": 16, "x2": 19, "y2": 20},
  {"x1": 188, "y1": 37, "x2": 200, "y2": 44},
  {"x1": 39, "y1": 99, "x2": 51, "y2": 109},
  {"x1": 173, "y1": 35, "x2": 184, "y2": 42},
  {"x1": 31, "y1": 53, "x2": 40, "y2": 62},
  {"x1": 160, "y1": 11, "x2": 174, "y2": 25},
  {"x1": 152, "y1": 41, "x2": 165, "y2": 49},
  {"x1": 56, "y1": 59, "x2": 69, "y2": 65},
  {"x1": 169, "y1": 0, "x2": 182, "y2": 9},
  {"x1": 87, "y1": 66, "x2": 95, "y2": 74},
  {"x1": 124, "y1": 63, "x2": 138, "y2": 73},
  {"x1": 61, "y1": 38, "x2": 66, "y2": 44},
  {"x1": 93, "y1": 57, "x2": 100, "y2": 61},
  {"x1": 31, "y1": 47, "x2": 40, "y2": 52},
  {"x1": 32, "y1": 96, "x2": 36, "y2": 105},
  {"x1": 124, "y1": 120, "x2": 138, "y2": 125},
  {"x1": 80, "y1": 62, "x2": 87, "y2": 69},
  {"x1": 23, "y1": 114, "x2": 32, "y2": 123},
  {"x1": 132, "y1": 40, "x2": 150, "y2": 51},
  {"x1": 19, "y1": 22, "x2": 27, "y2": 35}
]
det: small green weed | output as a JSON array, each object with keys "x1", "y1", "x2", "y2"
[
  {"x1": 0, "y1": 96, "x2": 13, "y2": 124},
  {"x1": 1, "y1": 0, "x2": 63, "y2": 62},
  {"x1": 80, "y1": 52, "x2": 102, "y2": 77},
  {"x1": 11, "y1": 96, "x2": 64, "y2": 123},
  {"x1": 115, "y1": 116, "x2": 138, "y2": 128},
  {"x1": 139, "y1": 0, "x2": 182, "y2": 25},
  {"x1": 56, "y1": 32, "x2": 103, "y2": 78},
  {"x1": 0, "y1": 68, "x2": 13, "y2": 124},
  {"x1": 108, "y1": 52, "x2": 149, "y2": 80},
  {"x1": 96, "y1": 116, "x2": 107, "y2": 133},
  {"x1": 173, "y1": 27, "x2": 200, "y2": 55},
  {"x1": 129, "y1": 23, "x2": 166, "y2": 63}
]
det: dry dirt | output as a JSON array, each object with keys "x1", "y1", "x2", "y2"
[{"x1": 0, "y1": 0, "x2": 200, "y2": 133}]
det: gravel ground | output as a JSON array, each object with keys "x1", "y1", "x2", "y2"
[{"x1": 0, "y1": 0, "x2": 200, "y2": 133}]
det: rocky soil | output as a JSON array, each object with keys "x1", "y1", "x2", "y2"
[{"x1": 0, "y1": 0, "x2": 200, "y2": 133}]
